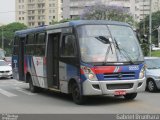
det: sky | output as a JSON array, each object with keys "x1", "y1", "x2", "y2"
[{"x1": 0, "y1": 0, "x2": 15, "y2": 25}]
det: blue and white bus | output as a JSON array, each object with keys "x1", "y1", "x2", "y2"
[{"x1": 12, "y1": 20, "x2": 146, "y2": 104}]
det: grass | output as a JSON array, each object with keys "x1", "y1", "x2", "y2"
[{"x1": 151, "y1": 50, "x2": 160, "y2": 57}]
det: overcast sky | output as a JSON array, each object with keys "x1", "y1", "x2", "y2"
[{"x1": 0, "y1": 0, "x2": 15, "y2": 25}]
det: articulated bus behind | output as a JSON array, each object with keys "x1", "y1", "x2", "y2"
[{"x1": 12, "y1": 20, "x2": 146, "y2": 104}]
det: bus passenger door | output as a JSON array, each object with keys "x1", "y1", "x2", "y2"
[
  {"x1": 18, "y1": 37, "x2": 25, "y2": 81},
  {"x1": 47, "y1": 33, "x2": 60, "y2": 89}
]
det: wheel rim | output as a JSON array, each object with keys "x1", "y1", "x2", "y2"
[
  {"x1": 72, "y1": 84, "x2": 80, "y2": 101},
  {"x1": 148, "y1": 81, "x2": 154, "y2": 91}
]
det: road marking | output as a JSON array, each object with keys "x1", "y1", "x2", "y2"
[
  {"x1": 0, "y1": 80, "x2": 26, "y2": 86},
  {"x1": 13, "y1": 83, "x2": 25, "y2": 86},
  {"x1": 0, "y1": 83, "x2": 25, "y2": 87},
  {"x1": 15, "y1": 87, "x2": 37, "y2": 95},
  {"x1": 0, "y1": 88, "x2": 17, "y2": 97},
  {"x1": 0, "y1": 80, "x2": 24, "y2": 84}
]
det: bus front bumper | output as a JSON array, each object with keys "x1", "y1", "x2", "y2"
[{"x1": 82, "y1": 78, "x2": 146, "y2": 96}]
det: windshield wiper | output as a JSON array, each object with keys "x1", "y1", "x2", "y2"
[
  {"x1": 114, "y1": 38, "x2": 134, "y2": 64},
  {"x1": 95, "y1": 36, "x2": 113, "y2": 65}
]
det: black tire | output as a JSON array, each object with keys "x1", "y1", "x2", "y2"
[
  {"x1": 71, "y1": 82, "x2": 86, "y2": 105},
  {"x1": 146, "y1": 79, "x2": 157, "y2": 92},
  {"x1": 28, "y1": 76, "x2": 40, "y2": 93},
  {"x1": 124, "y1": 93, "x2": 137, "y2": 100}
]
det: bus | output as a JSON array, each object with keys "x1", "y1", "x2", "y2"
[{"x1": 12, "y1": 20, "x2": 146, "y2": 104}]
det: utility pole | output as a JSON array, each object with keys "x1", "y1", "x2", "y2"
[
  {"x1": 158, "y1": 26, "x2": 160, "y2": 47},
  {"x1": 149, "y1": 0, "x2": 152, "y2": 56},
  {"x1": 1, "y1": 27, "x2": 4, "y2": 49},
  {"x1": 143, "y1": 0, "x2": 145, "y2": 35}
]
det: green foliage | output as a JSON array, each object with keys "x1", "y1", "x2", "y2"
[
  {"x1": 138, "y1": 11, "x2": 160, "y2": 56},
  {"x1": 139, "y1": 11, "x2": 160, "y2": 44},
  {"x1": 151, "y1": 50, "x2": 160, "y2": 57},
  {"x1": 0, "y1": 22, "x2": 27, "y2": 56},
  {"x1": 141, "y1": 43, "x2": 150, "y2": 56}
]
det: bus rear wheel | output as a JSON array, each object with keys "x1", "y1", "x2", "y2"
[
  {"x1": 28, "y1": 76, "x2": 40, "y2": 93},
  {"x1": 124, "y1": 93, "x2": 137, "y2": 100},
  {"x1": 71, "y1": 82, "x2": 86, "y2": 105}
]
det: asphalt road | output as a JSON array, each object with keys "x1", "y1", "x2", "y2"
[{"x1": 0, "y1": 79, "x2": 160, "y2": 114}]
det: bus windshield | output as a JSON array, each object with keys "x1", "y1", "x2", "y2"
[{"x1": 77, "y1": 25, "x2": 143, "y2": 64}]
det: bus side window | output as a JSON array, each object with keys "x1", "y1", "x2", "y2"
[
  {"x1": 13, "y1": 47, "x2": 19, "y2": 55},
  {"x1": 27, "y1": 33, "x2": 35, "y2": 44},
  {"x1": 26, "y1": 34, "x2": 35, "y2": 55},
  {"x1": 36, "y1": 32, "x2": 46, "y2": 56},
  {"x1": 61, "y1": 35, "x2": 77, "y2": 57},
  {"x1": 13, "y1": 36, "x2": 19, "y2": 55},
  {"x1": 37, "y1": 33, "x2": 46, "y2": 44},
  {"x1": 14, "y1": 36, "x2": 19, "y2": 45}
]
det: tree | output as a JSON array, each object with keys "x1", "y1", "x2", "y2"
[
  {"x1": 0, "y1": 22, "x2": 27, "y2": 56},
  {"x1": 80, "y1": 3, "x2": 134, "y2": 26},
  {"x1": 139, "y1": 11, "x2": 160, "y2": 45},
  {"x1": 139, "y1": 11, "x2": 160, "y2": 56}
]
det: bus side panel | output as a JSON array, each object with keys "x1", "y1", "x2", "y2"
[
  {"x1": 26, "y1": 56, "x2": 47, "y2": 88},
  {"x1": 32, "y1": 56, "x2": 47, "y2": 88},
  {"x1": 59, "y1": 61, "x2": 79, "y2": 93},
  {"x1": 12, "y1": 55, "x2": 19, "y2": 80}
]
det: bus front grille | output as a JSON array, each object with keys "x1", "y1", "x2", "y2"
[{"x1": 103, "y1": 72, "x2": 135, "y2": 80}]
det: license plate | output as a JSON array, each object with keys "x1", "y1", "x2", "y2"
[{"x1": 114, "y1": 90, "x2": 126, "y2": 95}]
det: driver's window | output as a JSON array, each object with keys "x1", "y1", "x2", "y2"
[{"x1": 61, "y1": 35, "x2": 77, "y2": 57}]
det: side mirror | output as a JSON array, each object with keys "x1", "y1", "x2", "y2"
[
  {"x1": 143, "y1": 34, "x2": 148, "y2": 39},
  {"x1": 142, "y1": 34, "x2": 148, "y2": 44}
]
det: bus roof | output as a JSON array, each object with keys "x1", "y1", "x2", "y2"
[
  {"x1": 15, "y1": 20, "x2": 131, "y2": 36},
  {"x1": 46, "y1": 20, "x2": 130, "y2": 30},
  {"x1": 15, "y1": 26, "x2": 46, "y2": 36}
]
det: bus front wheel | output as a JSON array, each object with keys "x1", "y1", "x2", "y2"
[
  {"x1": 124, "y1": 93, "x2": 137, "y2": 100},
  {"x1": 71, "y1": 82, "x2": 86, "y2": 105}
]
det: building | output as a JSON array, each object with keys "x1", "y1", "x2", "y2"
[
  {"x1": 135, "y1": 0, "x2": 160, "y2": 21},
  {"x1": 62, "y1": 0, "x2": 160, "y2": 22},
  {"x1": 62, "y1": 0, "x2": 111, "y2": 19},
  {"x1": 15, "y1": 0, "x2": 62, "y2": 27},
  {"x1": 16, "y1": 0, "x2": 160, "y2": 27}
]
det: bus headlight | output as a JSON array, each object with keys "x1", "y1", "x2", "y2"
[
  {"x1": 88, "y1": 73, "x2": 95, "y2": 80},
  {"x1": 139, "y1": 67, "x2": 145, "y2": 79},
  {"x1": 81, "y1": 66, "x2": 97, "y2": 81}
]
